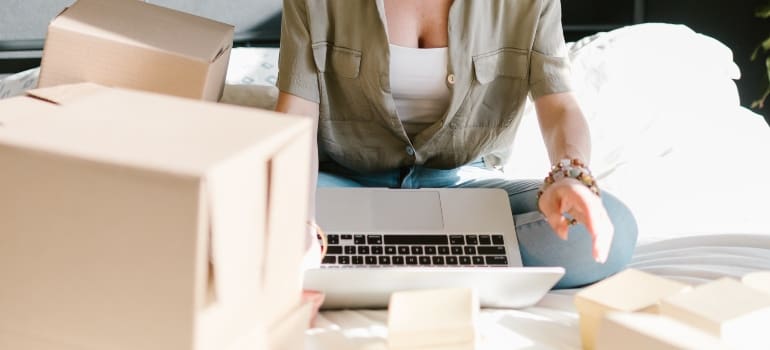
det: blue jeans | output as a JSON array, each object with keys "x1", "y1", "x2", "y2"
[{"x1": 317, "y1": 160, "x2": 638, "y2": 289}]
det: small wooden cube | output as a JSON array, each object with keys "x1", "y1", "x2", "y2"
[
  {"x1": 661, "y1": 277, "x2": 770, "y2": 349},
  {"x1": 574, "y1": 269, "x2": 691, "y2": 350},
  {"x1": 388, "y1": 288, "x2": 478, "y2": 350},
  {"x1": 743, "y1": 271, "x2": 770, "y2": 295},
  {"x1": 596, "y1": 312, "x2": 728, "y2": 350}
]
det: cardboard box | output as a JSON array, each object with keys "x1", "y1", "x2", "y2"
[
  {"x1": 743, "y1": 271, "x2": 770, "y2": 295},
  {"x1": 596, "y1": 312, "x2": 728, "y2": 350},
  {"x1": 268, "y1": 300, "x2": 314, "y2": 350},
  {"x1": 38, "y1": 0, "x2": 233, "y2": 101},
  {"x1": 574, "y1": 269, "x2": 691, "y2": 350},
  {"x1": 0, "y1": 83, "x2": 313, "y2": 350},
  {"x1": 660, "y1": 278, "x2": 770, "y2": 349},
  {"x1": 388, "y1": 288, "x2": 479, "y2": 350}
]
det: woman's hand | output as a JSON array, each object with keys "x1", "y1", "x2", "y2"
[{"x1": 538, "y1": 178, "x2": 614, "y2": 263}]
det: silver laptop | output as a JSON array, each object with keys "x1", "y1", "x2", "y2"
[{"x1": 303, "y1": 188, "x2": 564, "y2": 309}]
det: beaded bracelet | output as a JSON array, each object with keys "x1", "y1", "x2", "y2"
[
  {"x1": 537, "y1": 158, "x2": 601, "y2": 222},
  {"x1": 310, "y1": 221, "x2": 328, "y2": 258}
]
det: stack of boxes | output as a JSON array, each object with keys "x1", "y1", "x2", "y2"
[
  {"x1": 0, "y1": 0, "x2": 313, "y2": 349},
  {"x1": 576, "y1": 269, "x2": 770, "y2": 350}
]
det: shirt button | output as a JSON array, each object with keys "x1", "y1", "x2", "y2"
[
  {"x1": 447, "y1": 73, "x2": 456, "y2": 85},
  {"x1": 405, "y1": 146, "x2": 415, "y2": 156}
]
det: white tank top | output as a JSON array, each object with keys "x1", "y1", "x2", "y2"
[{"x1": 389, "y1": 44, "x2": 451, "y2": 138}]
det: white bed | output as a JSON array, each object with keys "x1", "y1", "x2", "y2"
[{"x1": 2, "y1": 23, "x2": 769, "y2": 350}]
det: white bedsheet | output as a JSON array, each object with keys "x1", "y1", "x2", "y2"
[{"x1": 307, "y1": 234, "x2": 770, "y2": 350}]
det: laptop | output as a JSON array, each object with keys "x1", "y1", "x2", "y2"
[{"x1": 303, "y1": 188, "x2": 564, "y2": 309}]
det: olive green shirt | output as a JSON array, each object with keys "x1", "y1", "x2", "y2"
[{"x1": 277, "y1": 0, "x2": 572, "y2": 173}]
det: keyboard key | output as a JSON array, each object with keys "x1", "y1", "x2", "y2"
[
  {"x1": 459, "y1": 256, "x2": 472, "y2": 265},
  {"x1": 449, "y1": 235, "x2": 465, "y2": 245},
  {"x1": 419, "y1": 256, "x2": 432, "y2": 265},
  {"x1": 411, "y1": 246, "x2": 423, "y2": 255},
  {"x1": 378, "y1": 256, "x2": 391, "y2": 265},
  {"x1": 357, "y1": 246, "x2": 370, "y2": 255},
  {"x1": 406, "y1": 256, "x2": 418, "y2": 265},
  {"x1": 398, "y1": 246, "x2": 410, "y2": 255},
  {"x1": 341, "y1": 234, "x2": 353, "y2": 240},
  {"x1": 367, "y1": 235, "x2": 383, "y2": 244},
  {"x1": 438, "y1": 246, "x2": 450, "y2": 255},
  {"x1": 424, "y1": 246, "x2": 437, "y2": 255},
  {"x1": 492, "y1": 235, "x2": 505, "y2": 245},
  {"x1": 485, "y1": 256, "x2": 508, "y2": 265},
  {"x1": 472, "y1": 256, "x2": 485, "y2": 265},
  {"x1": 365, "y1": 256, "x2": 377, "y2": 265},
  {"x1": 466, "y1": 235, "x2": 478, "y2": 245},
  {"x1": 327, "y1": 246, "x2": 343, "y2": 255},
  {"x1": 446, "y1": 256, "x2": 459, "y2": 265},
  {"x1": 344, "y1": 246, "x2": 356, "y2": 254},
  {"x1": 478, "y1": 235, "x2": 491, "y2": 245},
  {"x1": 451, "y1": 246, "x2": 463, "y2": 255},
  {"x1": 328, "y1": 234, "x2": 340, "y2": 245},
  {"x1": 392, "y1": 256, "x2": 405, "y2": 265},
  {"x1": 432, "y1": 256, "x2": 445, "y2": 265},
  {"x1": 322, "y1": 256, "x2": 336, "y2": 264},
  {"x1": 352, "y1": 256, "x2": 364, "y2": 265},
  {"x1": 477, "y1": 246, "x2": 506, "y2": 255},
  {"x1": 338, "y1": 256, "x2": 350, "y2": 264},
  {"x1": 371, "y1": 246, "x2": 383, "y2": 255},
  {"x1": 384, "y1": 235, "x2": 448, "y2": 245},
  {"x1": 354, "y1": 235, "x2": 366, "y2": 244},
  {"x1": 464, "y1": 246, "x2": 477, "y2": 255},
  {"x1": 385, "y1": 246, "x2": 397, "y2": 255}
]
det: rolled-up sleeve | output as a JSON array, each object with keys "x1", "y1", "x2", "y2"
[
  {"x1": 276, "y1": 0, "x2": 320, "y2": 103},
  {"x1": 528, "y1": 0, "x2": 572, "y2": 99}
]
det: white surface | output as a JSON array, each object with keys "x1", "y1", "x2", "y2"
[{"x1": 387, "y1": 288, "x2": 477, "y2": 348}]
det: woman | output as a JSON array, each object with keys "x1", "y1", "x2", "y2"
[{"x1": 275, "y1": 0, "x2": 637, "y2": 288}]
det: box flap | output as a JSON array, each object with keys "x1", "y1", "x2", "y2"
[
  {"x1": 51, "y1": 0, "x2": 234, "y2": 62},
  {"x1": 25, "y1": 82, "x2": 106, "y2": 105},
  {"x1": 0, "y1": 84, "x2": 311, "y2": 178}
]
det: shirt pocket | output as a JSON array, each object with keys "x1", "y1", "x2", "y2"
[
  {"x1": 312, "y1": 43, "x2": 362, "y2": 78},
  {"x1": 312, "y1": 43, "x2": 377, "y2": 122},
  {"x1": 463, "y1": 48, "x2": 530, "y2": 128}
]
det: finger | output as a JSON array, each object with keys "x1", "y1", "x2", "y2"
[
  {"x1": 547, "y1": 213, "x2": 569, "y2": 240},
  {"x1": 580, "y1": 198, "x2": 614, "y2": 263}
]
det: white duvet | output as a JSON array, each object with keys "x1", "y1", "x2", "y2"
[{"x1": 2, "y1": 23, "x2": 769, "y2": 350}]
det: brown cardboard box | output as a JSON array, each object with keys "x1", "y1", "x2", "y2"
[
  {"x1": 660, "y1": 278, "x2": 770, "y2": 349},
  {"x1": 38, "y1": 0, "x2": 233, "y2": 101},
  {"x1": 268, "y1": 300, "x2": 315, "y2": 350},
  {"x1": 0, "y1": 83, "x2": 312, "y2": 350},
  {"x1": 596, "y1": 312, "x2": 728, "y2": 350},
  {"x1": 574, "y1": 269, "x2": 691, "y2": 350}
]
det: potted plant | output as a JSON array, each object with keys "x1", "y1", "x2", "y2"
[{"x1": 752, "y1": 2, "x2": 770, "y2": 108}]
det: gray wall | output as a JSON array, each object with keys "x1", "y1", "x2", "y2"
[{"x1": 0, "y1": 0, "x2": 281, "y2": 42}]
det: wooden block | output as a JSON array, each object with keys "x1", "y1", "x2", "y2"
[
  {"x1": 596, "y1": 312, "x2": 728, "y2": 350},
  {"x1": 388, "y1": 288, "x2": 478, "y2": 350},
  {"x1": 661, "y1": 277, "x2": 770, "y2": 349},
  {"x1": 574, "y1": 269, "x2": 691, "y2": 350},
  {"x1": 743, "y1": 271, "x2": 770, "y2": 295}
]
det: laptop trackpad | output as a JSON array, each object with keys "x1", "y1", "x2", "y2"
[{"x1": 371, "y1": 190, "x2": 444, "y2": 231}]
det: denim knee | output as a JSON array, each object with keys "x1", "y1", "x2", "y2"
[{"x1": 516, "y1": 191, "x2": 638, "y2": 289}]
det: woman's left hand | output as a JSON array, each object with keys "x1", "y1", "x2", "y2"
[{"x1": 538, "y1": 178, "x2": 614, "y2": 263}]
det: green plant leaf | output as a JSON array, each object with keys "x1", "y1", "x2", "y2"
[
  {"x1": 757, "y1": 4, "x2": 770, "y2": 18},
  {"x1": 763, "y1": 36, "x2": 770, "y2": 51},
  {"x1": 753, "y1": 45, "x2": 761, "y2": 61},
  {"x1": 753, "y1": 57, "x2": 770, "y2": 109}
]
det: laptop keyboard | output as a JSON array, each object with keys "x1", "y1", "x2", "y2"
[{"x1": 320, "y1": 234, "x2": 509, "y2": 267}]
